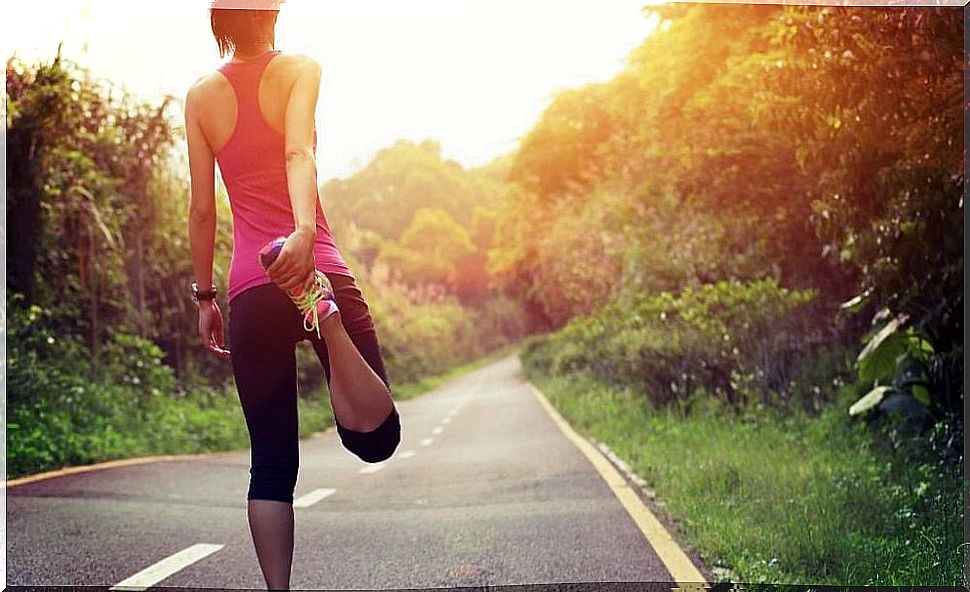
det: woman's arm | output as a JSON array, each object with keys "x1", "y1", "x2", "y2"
[
  {"x1": 185, "y1": 83, "x2": 218, "y2": 291},
  {"x1": 184, "y1": 82, "x2": 229, "y2": 359},
  {"x1": 283, "y1": 57, "x2": 323, "y2": 238},
  {"x1": 260, "y1": 56, "x2": 322, "y2": 294}
]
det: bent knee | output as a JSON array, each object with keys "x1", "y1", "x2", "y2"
[{"x1": 337, "y1": 406, "x2": 401, "y2": 463}]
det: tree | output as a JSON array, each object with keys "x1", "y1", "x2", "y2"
[{"x1": 377, "y1": 208, "x2": 476, "y2": 289}]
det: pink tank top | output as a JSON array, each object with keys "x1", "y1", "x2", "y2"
[{"x1": 215, "y1": 49, "x2": 353, "y2": 303}]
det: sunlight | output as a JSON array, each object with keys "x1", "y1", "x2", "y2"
[{"x1": 4, "y1": 0, "x2": 659, "y2": 180}]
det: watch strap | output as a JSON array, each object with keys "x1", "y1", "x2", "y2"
[{"x1": 192, "y1": 282, "x2": 218, "y2": 302}]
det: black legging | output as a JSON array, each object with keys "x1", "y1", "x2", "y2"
[{"x1": 228, "y1": 272, "x2": 401, "y2": 504}]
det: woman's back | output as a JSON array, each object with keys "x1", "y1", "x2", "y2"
[
  {"x1": 193, "y1": 49, "x2": 301, "y2": 156},
  {"x1": 191, "y1": 49, "x2": 352, "y2": 303}
]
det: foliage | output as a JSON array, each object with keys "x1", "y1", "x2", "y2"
[
  {"x1": 523, "y1": 278, "x2": 821, "y2": 410},
  {"x1": 495, "y1": 4, "x2": 962, "y2": 444},
  {"x1": 362, "y1": 270, "x2": 527, "y2": 386},
  {"x1": 318, "y1": 140, "x2": 529, "y2": 385},
  {"x1": 848, "y1": 305, "x2": 962, "y2": 446},
  {"x1": 323, "y1": 139, "x2": 504, "y2": 240},
  {"x1": 4, "y1": 47, "x2": 234, "y2": 385},
  {"x1": 7, "y1": 292, "x2": 199, "y2": 476},
  {"x1": 506, "y1": 10, "x2": 963, "y2": 582},
  {"x1": 377, "y1": 207, "x2": 476, "y2": 288}
]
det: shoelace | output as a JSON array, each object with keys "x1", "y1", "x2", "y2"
[{"x1": 290, "y1": 270, "x2": 334, "y2": 340}]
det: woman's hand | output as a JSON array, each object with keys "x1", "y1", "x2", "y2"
[
  {"x1": 198, "y1": 300, "x2": 230, "y2": 359},
  {"x1": 265, "y1": 227, "x2": 316, "y2": 294}
]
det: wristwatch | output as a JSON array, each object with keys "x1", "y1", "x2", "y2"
[{"x1": 191, "y1": 281, "x2": 218, "y2": 303}]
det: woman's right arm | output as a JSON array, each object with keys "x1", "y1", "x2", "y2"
[
  {"x1": 185, "y1": 82, "x2": 218, "y2": 294},
  {"x1": 185, "y1": 82, "x2": 230, "y2": 359}
]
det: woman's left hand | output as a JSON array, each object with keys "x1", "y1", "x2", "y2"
[
  {"x1": 198, "y1": 300, "x2": 231, "y2": 359},
  {"x1": 265, "y1": 228, "x2": 316, "y2": 293}
]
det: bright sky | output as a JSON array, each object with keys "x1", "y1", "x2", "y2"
[{"x1": 4, "y1": 0, "x2": 659, "y2": 181}]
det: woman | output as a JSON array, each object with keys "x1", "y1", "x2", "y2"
[{"x1": 184, "y1": 1, "x2": 401, "y2": 588}]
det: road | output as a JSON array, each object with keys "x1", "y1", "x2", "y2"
[{"x1": 6, "y1": 353, "x2": 710, "y2": 589}]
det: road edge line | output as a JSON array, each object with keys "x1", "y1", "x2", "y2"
[
  {"x1": 526, "y1": 380, "x2": 709, "y2": 586},
  {"x1": 4, "y1": 452, "x2": 215, "y2": 488}
]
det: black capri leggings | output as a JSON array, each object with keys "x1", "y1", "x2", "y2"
[{"x1": 228, "y1": 272, "x2": 401, "y2": 504}]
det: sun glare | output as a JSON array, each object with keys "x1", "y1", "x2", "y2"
[{"x1": 4, "y1": 0, "x2": 658, "y2": 180}]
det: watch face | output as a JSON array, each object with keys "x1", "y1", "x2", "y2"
[
  {"x1": 192, "y1": 283, "x2": 215, "y2": 301},
  {"x1": 193, "y1": 284, "x2": 216, "y2": 301}
]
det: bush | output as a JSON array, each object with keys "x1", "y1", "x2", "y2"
[
  {"x1": 6, "y1": 293, "x2": 233, "y2": 477},
  {"x1": 361, "y1": 272, "x2": 527, "y2": 388},
  {"x1": 521, "y1": 277, "x2": 823, "y2": 409}
]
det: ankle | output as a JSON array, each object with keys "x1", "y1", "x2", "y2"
[{"x1": 320, "y1": 309, "x2": 342, "y2": 333}]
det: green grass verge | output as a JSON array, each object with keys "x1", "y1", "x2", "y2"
[{"x1": 525, "y1": 368, "x2": 964, "y2": 586}]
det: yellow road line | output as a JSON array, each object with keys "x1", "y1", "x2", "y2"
[
  {"x1": 526, "y1": 381, "x2": 708, "y2": 586},
  {"x1": 4, "y1": 453, "x2": 214, "y2": 488}
]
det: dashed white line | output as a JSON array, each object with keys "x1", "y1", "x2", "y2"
[
  {"x1": 293, "y1": 488, "x2": 336, "y2": 508},
  {"x1": 358, "y1": 463, "x2": 387, "y2": 474},
  {"x1": 447, "y1": 409, "x2": 459, "y2": 417},
  {"x1": 420, "y1": 438, "x2": 434, "y2": 447},
  {"x1": 110, "y1": 543, "x2": 224, "y2": 591},
  {"x1": 398, "y1": 450, "x2": 416, "y2": 459},
  {"x1": 441, "y1": 417, "x2": 452, "y2": 424},
  {"x1": 431, "y1": 426, "x2": 443, "y2": 435}
]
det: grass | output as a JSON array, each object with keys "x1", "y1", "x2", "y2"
[
  {"x1": 8, "y1": 380, "x2": 253, "y2": 478},
  {"x1": 524, "y1": 367, "x2": 965, "y2": 586}
]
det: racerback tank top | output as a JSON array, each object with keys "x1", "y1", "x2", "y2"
[{"x1": 215, "y1": 49, "x2": 353, "y2": 304}]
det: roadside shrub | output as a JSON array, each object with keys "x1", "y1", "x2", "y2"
[
  {"x1": 356, "y1": 267, "x2": 527, "y2": 388},
  {"x1": 7, "y1": 293, "x2": 196, "y2": 476},
  {"x1": 522, "y1": 277, "x2": 821, "y2": 409}
]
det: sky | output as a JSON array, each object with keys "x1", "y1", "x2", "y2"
[{"x1": 4, "y1": 0, "x2": 659, "y2": 181}]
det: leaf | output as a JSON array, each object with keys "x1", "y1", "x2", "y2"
[
  {"x1": 849, "y1": 385, "x2": 893, "y2": 416},
  {"x1": 857, "y1": 312, "x2": 910, "y2": 383},
  {"x1": 857, "y1": 311, "x2": 909, "y2": 362},
  {"x1": 839, "y1": 290, "x2": 869, "y2": 312},
  {"x1": 859, "y1": 334, "x2": 908, "y2": 384},
  {"x1": 911, "y1": 384, "x2": 931, "y2": 406},
  {"x1": 906, "y1": 333, "x2": 934, "y2": 360}
]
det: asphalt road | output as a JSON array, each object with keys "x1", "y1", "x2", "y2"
[{"x1": 6, "y1": 353, "x2": 708, "y2": 590}]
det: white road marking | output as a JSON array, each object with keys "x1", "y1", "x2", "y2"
[
  {"x1": 431, "y1": 426, "x2": 443, "y2": 435},
  {"x1": 441, "y1": 417, "x2": 452, "y2": 424},
  {"x1": 358, "y1": 463, "x2": 387, "y2": 474},
  {"x1": 293, "y1": 488, "x2": 336, "y2": 508},
  {"x1": 420, "y1": 438, "x2": 434, "y2": 446},
  {"x1": 447, "y1": 409, "x2": 459, "y2": 417},
  {"x1": 398, "y1": 450, "x2": 416, "y2": 459},
  {"x1": 110, "y1": 543, "x2": 224, "y2": 591}
]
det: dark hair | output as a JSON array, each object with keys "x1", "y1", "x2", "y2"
[{"x1": 210, "y1": 9, "x2": 279, "y2": 58}]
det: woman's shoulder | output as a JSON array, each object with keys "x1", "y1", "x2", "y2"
[
  {"x1": 267, "y1": 52, "x2": 321, "y2": 79},
  {"x1": 276, "y1": 52, "x2": 318, "y2": 66},
  {"x1": 184, "y1": 53, "x2": 321, "y2": 111},
  {"x1": 185, "y1": 71, "x2": 226, "y2": 110}
]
